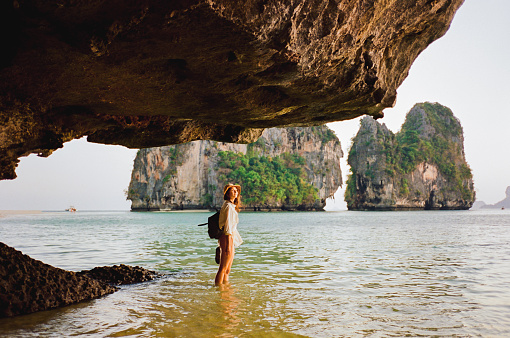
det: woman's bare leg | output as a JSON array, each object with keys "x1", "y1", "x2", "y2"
[
  {"x1": 215, "y1": 235, "x2": 234, "y2": 285},
  {"x1": 215, "y1": 237, "x2": 227, "y2": 285},
  {"x1": 224, "y1": 247, "x2": 235, "y2": 283}
]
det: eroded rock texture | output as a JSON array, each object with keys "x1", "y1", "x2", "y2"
[
  {"x1": 0, "y1": 242, "x2": 116, "y2": 317},
  {"x1": 1, "y1": 0, "x2": 464, "y2": 179},
  {"x1": 0, "y1": 242, "x2": 160, "y2": 317},
  {"x1": 77, "y1": 264, "x2": 160, "y2": 285}
]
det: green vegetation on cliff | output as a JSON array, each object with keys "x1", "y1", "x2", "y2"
[
  {"x1": 217, "y1": 151, "x2": 318, "y2": 207},
  {"x1": 389, "y1": 103, "x2": 471, "y2": 199},
  {"x1": 344, "y1": 172, "x2": 357, "y2": 203},
  {"x1": 393, "y1": 103, "x2": 465, "y2": 174},
  {"x1": 310, "y1": 126, "x2": 337, "y2": 144}
]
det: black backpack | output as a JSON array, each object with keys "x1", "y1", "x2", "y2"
[{"x1": 198, "y1": 211, "x2": 222, "y2": 239}]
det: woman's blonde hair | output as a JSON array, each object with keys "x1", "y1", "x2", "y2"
[{"x1": 223, "y1": 185, "x2": 241, "y2": 212}]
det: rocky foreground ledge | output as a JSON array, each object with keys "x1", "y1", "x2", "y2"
[{"x1": 0, "y1": 242, "x2": 160, "y2": 318}]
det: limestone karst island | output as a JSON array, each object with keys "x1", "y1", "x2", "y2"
[
  {"x1": 128, "y1": 102, "x2": 475, "y2": 212},
  {"x1": 128, "y1": 126, "x2": 342, "y2": 211},
  {"x1": 345, "y1": 102, "x2": 475, "y2": 210}
]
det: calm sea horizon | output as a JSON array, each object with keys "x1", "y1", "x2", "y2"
[{"x1": 1, "y1": 209, "x2": 509, "y2": 337}]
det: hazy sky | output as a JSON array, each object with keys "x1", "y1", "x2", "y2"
[{"x1": 1, "y1": 0, "x2": 509, "y2": 211}]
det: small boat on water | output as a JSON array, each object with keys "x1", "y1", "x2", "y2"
[{"x1": 65, "y1": 206, "x2": 77, "y2": 212}]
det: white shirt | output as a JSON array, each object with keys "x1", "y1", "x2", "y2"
[{"x1": 219, "y1": 200, "x2": 243, "y2": 248}]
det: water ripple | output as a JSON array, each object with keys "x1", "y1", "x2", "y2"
[{"x1": 1, "y1": 210, "x2": 510, "y2": 336}]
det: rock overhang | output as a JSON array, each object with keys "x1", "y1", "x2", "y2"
[{"x1": 0, "y1": 0, "x2": 464, "y2": 180}]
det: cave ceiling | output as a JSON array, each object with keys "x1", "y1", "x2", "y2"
[{"x1": 0, "y1": 0, "x2": 464, "y2": 179}]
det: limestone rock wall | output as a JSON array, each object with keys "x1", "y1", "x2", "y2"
[
  {"x1": 346, "y1": 103, "x2": 475, "y2": 210},
  {"x1": 128, "y1": 126, "x2": 342, "y2": 211},
  {"x1": 1, "y1": 0, "x2": 464, "y2": 180}
]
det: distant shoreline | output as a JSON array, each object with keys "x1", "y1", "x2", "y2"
[
  {"x1": 154, "y1": 209, "x2": 211, "y2": 213},
  {"x1": 0, "y1": 210, "x2": 42, "y2": 218}
]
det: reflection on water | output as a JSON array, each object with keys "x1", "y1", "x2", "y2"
[
  {"x1": 0, "y1": 210, "x2": 510, "y2": 337},
  {"x1": 218, "y1": 284, "x2": 241, "y2": 334}
]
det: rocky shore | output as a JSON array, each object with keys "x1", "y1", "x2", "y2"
[{"x1": 0, "y1": 242, "x2": 160, "y2": 318}]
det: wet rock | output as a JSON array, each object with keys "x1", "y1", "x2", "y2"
[
  {"x1": 0, "y1": 242, "x2": 159, "y2": 318},
  {"x1": 0, "y1": 242, "x2": 116, "y2": 318},
  {"x1": 78, "y1": 264, "x2": 160, "y2": 286}
]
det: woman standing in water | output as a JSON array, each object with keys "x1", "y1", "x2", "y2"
[{"x1": 215, "y1": 184, "x2": 243, "y2": 285}]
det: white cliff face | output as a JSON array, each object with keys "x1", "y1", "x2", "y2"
[{"x1": 128, "y1": 126, "x2": 342, "y2": 211}]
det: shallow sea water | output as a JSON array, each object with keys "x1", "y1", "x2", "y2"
[{"x1": 1, "y1": 210, "x2": 509, "y2": 337}]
